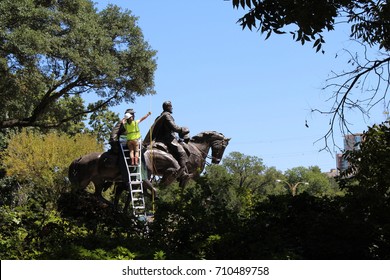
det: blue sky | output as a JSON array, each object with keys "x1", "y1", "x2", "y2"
[{"x1": 95, "y1": 0, "x2": 387, "y2": 172}]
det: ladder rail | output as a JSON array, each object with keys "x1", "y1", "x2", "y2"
[{"x1": 120, "y1": 140, "x2": 146, "y2": 218}]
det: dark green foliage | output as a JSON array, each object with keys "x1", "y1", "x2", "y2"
[
  {"x1": 0, "y1": 193, "x2": 150, "y2": 260},
  {"x1": 337, "y1": 121, "x2": 390, "y2": 259},
  {"x1": 4, "y1": 144, "x2": 389, "y2": 260},
  {"x1": 1, "y1": 162, "x2": 390, "y2": 259},
  {"x1": 147, "y1": 180, "x2": 240, "y2": 259},
  {"x1": 146, "y1": 179, "x2": 390, "y2": 259},
  {"x1": 232, "y1": 0, "x2": 390, "y2": 52},
  {"x1": 220, "y1": 194, "x2": 378, "y2": 259},
  {"x1": 341, "y1": 121, "x2": 390, "y2": 194},
  {"x1": 0, "y1": 176, "x2": 20, "y2": 207}
]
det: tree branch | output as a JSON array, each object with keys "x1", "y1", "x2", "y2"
[{"x1": 313, "y1": 46, "x2": 390, "y2": 152}]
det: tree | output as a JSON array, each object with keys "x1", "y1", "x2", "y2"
[
  {"x1": 223, "y1": 151, "x2": 266, "y2": 189},
  {"x1": 202, "y1": 164, "x2": 241, "y2": 214},
  {"x1": 1, "y1": 129, "x2": 103, "y2": 205},
  {"x1": 260, "y1": 166, "x2": 289, "y2": 196},
  {"x1": 222, "y1": 152, "x2": 266, "y2": 210},
  {"x1": 341, "y1": 121, "x2": 390, "y2": 194},
  {"x1": 0, "y1": 0, "x2": 157, "y2": 130},
  {"x1": 337, "y1": 121, "x2": 390, "y2": 258},
  {"x1": 221, "y1": 151, "x2": 290, "y2": 215},
  {"x1": 232, "y1": 0, "x2": 389, "y2": 51},
  {"x1": 231, "y1": 0, "x2": 390, "y2": 147},
  {"x1": 87, "y1": 108, "x2": 120, "y2": 144},
  {"x1": 281, "y1": 166, "x2": 343, "y2": 197}
]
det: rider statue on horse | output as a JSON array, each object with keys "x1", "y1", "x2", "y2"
[
  {"x1": 144, "y1": 101, "x2": 190, "y2": 180},
  {"x1": 68, "y1": 100, "x2": 230, "y2": 211}
]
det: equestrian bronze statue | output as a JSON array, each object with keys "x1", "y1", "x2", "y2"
[{"x1": 68, "y1": 131, "x2": 230, "y2": 210}]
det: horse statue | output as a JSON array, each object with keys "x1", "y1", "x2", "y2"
[{"x1": 68, "y1": 131, "x2": 230, "y2": 209}]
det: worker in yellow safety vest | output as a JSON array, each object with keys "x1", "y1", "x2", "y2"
[{"x1": 124, "y1": 109, "x2": 151, "y2": 165}]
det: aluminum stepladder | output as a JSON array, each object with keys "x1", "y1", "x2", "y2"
[{"x1": 120, "y1": 139, "x2": 146, "y2": 219}]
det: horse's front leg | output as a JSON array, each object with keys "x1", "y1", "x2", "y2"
[
  {"x1": 143, "y1": 179, "x2": 157, "y2": 197},
  {"x1": 178, "y1": 173, "x2": 193, "y2": 188},
  {"x1": 112, "y1": 182, "x2": 125, "y2": 212},
  {"x1": 160, "y1": 167, "x2": 179, "y2": 187},
  {"x1": 93, "y1": 179, "x2": 114, "y2": 206}
]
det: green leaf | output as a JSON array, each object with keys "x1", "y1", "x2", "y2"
[
  {"x1": 316, "y1": 43, "x2": 322, "y2": 53},
  {"x1": 273, "y1": 29, "x2": 285, "y2": 35},
  {"x1": 265, "y1": 30, "x2": 272, "y2": 40}
]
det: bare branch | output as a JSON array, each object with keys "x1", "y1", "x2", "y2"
[{"x1": 314, "y1": 43, "x2": 390, "y2": 151}]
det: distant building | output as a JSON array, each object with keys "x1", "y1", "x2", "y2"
[
  {"x1": 325, "y1": 168, "x2": 339, "y2": 177},
  {"x1": 343, "y1": 133, "x2": 364, "y2": 151},
  {"x1": 336, "y1": 133, "x2": 364, "y2": 172}
]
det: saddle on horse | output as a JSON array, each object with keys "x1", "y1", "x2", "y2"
[{"x1": 143, "y1": 140, "x2": 191, "y2": 159}]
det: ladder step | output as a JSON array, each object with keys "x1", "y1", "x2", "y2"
[
  {"x1": 131, "y1": 189, "x2": 143, "y2": 193},
  {"x1": 132, "y1": 193, "x2": 143, "y2": 196},
  {"x1": 130, "y1": 181, "x2": 142, "y2": 185},
  {"x1": 133, "y1": 203, "x2": 145, "y2": 208},
  {"x1": 133, "y1": 203, "x2": 145, "y2": 207},
  {"x1": 131, "y1": 190, "x2": 143, "y2": 194},
  {"x1": 131, "y1": 192, "x2": 144, "y2": 196}
]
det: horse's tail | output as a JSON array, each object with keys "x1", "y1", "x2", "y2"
[{"x1": 68, "y1": 157, "x2": 82, "y2": 190}]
